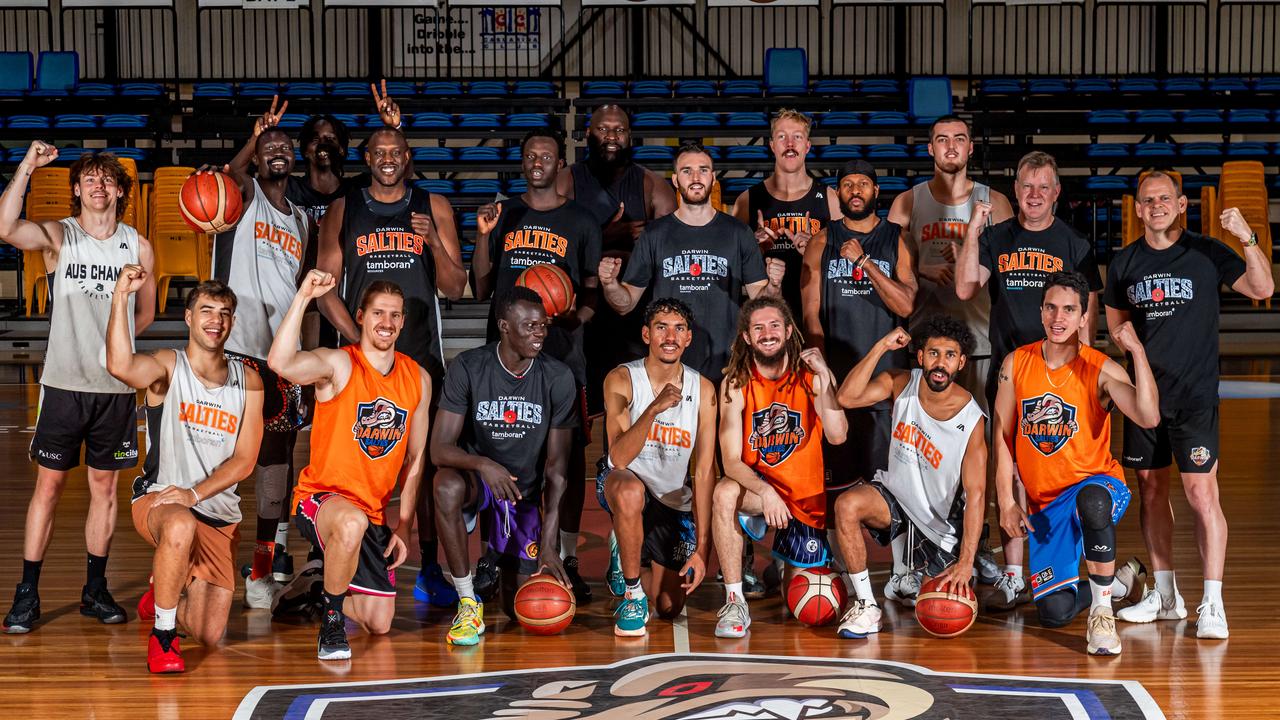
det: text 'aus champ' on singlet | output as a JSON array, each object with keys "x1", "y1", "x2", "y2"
[
  {"x1": 614, "y1": 358, "x2": 702, "y2": 512},
  {"x1": 747, "y1": 179, "x2": 831, "y2": 319},
  {"x1": 909, "y1": 181, "x2": 992, "y2": 356}
]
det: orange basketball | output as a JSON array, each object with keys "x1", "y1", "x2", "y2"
[
  {"x1": 513, "y1": 575, "x2": 575, "y2": 635},
  {"x1": 786, "y1": 567, "x2": 847, "y2": 627},
  {"x1": 515, "y1": 263, "x2": 574, "y2": 317},
  {"x1": 915, "y1": 577, "x2": 978, "y2": 638},
  {"x1": 179, "y1": 171, "x2": 243, "y2": 234}
]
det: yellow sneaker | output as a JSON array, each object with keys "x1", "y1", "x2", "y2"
[{"x1": 447, "y1": 597, "x2": 485, "y2": 646}]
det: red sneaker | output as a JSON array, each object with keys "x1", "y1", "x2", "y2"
[
  {"x1": 138, "y1": 587, "x2": 155, "y2": 622},
  {"x1": 147, "y1": 628, "x2": 184, "y2": 673}
]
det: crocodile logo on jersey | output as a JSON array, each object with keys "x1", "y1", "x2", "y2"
[
  {"x1": 1021, "y1": 392, "x2": 1079, "y2": 456},
  {"x1": 748, "y1": 402, "x2": 805, "y2": 466},
  {"x1": 352, "y1": 397, "x2": 408, "y2": 460}
]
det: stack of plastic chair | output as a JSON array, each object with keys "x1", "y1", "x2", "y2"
[
  {"x1": 116, "y1": 157, "x2": 141, "y2": 232},
  {"x1": 1120, "y1": 170, "x2": 1185, "y2": 246},
  {"x1": 22, "y1": 167, "x2": 72, "y2": 315},
  {"x1": 148, "y1": 167, "x2": 204, "y2": 311},
  {"x1": 1217, "y1": 161, "x2": 1272, "y2": 308}
]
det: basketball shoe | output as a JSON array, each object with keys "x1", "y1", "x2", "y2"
[
  {"x1": 3, "y1": 583, "x2": 39, "y2": 633},
  {"x1": 1116, "y1": 587, "x2": 1186, "y2": 623},
  {"x1": 414, "y1": 563, "x2": 458, "y2": 607},
  {"x1": 474, "y1": 552, "x2": 500, "y2": 602},
  {"x1": 317, "y1": 608, "x2": 351, "y2": 660},
  {"x1": 884, "y1": 572, "x2": 921, "y2": 607},
  {"x1": 448, "y1": 597, "x2": 485, "y2": 646},
  {"x1": 715, "y1": 597, "x2": 751, "y2": 638},
  {"x1": 614, "y1": 593, "x2": 649, "y2": 637},
  {"x1": 985, "y1": 573, "x2": 1029, "y2": 611},
  {"x1": 1086, "y1": 606, "x2": 1122, "y2": 656},
  {"x1": 138, "y1": 578, "x2": 156, "y2": 622},
  {"x1": 147, "y1": 628, "x2": 184, "y2": 673},
  {"x1": 272, "y1": 546, "x2": 295, "y2": 584},
  {"x1": 1195, "y1": 602, "x2": 1229, "y2": 639},
  {"x1": 605, "y1": 532, "x2": 625, "y2": 598},
  {"x1": 80, "y1": 582, "x2": 127, "y2": 624},
  {"x1": 272, "y1": 559, "x2": 323, "y2": 619},
  {"x1": 564, "y1": 557, "x2": 592, "y2": 604},
  {"x1": 244, "y1": 575, "x2": 282, "y2": 609},
  {"x1": 1113, "y1": 557, "x2": 1148, "y2": 604},
  {"x1": 837, "y1": 599, "x2": 882, "y2": 639}
]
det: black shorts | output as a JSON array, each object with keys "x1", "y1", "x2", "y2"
[
  {"x1": 227, "y1": 352, "x2": 303, "y2": 433},
  {"x1": 595, "y1": 464, "x2": 696, "y2": 572},
  {"x1": 1122, "y1": 405, "x2": 1219, "y2": 473},
  {"x1": 823, "y1": 407, "x2": 891, "y2": 493},
  {"x1": 295, "y1": 492, "x2": 396, "y2": 597},
  {"x1": 30, "y1": 386, "x2": 139, "y2": 471},
  {"x1": 864, "y1": 481, "x2": 960, "y2": 577}
]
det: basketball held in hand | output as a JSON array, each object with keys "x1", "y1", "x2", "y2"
[
  {"x1": 179, "y1": 171, "x2": 243, "y2": 234},
  {"x1": 516, "y1": 263, "x2": 574, "y2": 318},
  {"x1": 514, "y1": 574, "x2": 575, "y2": 635}
]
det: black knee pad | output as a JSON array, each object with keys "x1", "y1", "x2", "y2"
[
  {"x1": 1076, "y1": 484, "x2": 1116, "y2": 563},
  {"x1": 1036, "y1": 584, "x2": 1090, "y2": 628}
]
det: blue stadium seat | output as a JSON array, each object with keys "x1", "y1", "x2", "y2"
[
  {"x1": 0, "y1": 52, "x2": 32, "y2": 97},
  {"x1": 764, "y1": 48, "x2": 808, "y2": 95},
  {"x1": 1255, "y1": 77, "x2": 1280, "y2": 91},
  {"x1": 505, "y1": 146, "x2": 523, "y2": 161},
  {"x1": 331, "y1": 82, "x2": 370, "y2": 97},
  {"x1": 1084, "y1": 176, "x2": 1130, "y2": 191},
  {"x1": 460, "y1": 212, "x2": 478, "y2": 230},
  {"x1": 859, "y1": 79, "x2": 899, "y2": 94},
  {"x1": 104, "y1": 147, "x2": 146, "y2": 160},
  {"x1": 819, "y1": 144, "x2": 861, "y2": 159},
  {"x1": 415, "y1": 179, "x2": 456, "y2": 195},
  {"x1": 73, "y1": 83, "x2": 115, "y2": 97},
  {"x1": 421, "y1": 81, "x2": 463, "y2": 97},
  {"x1": 412, "y1": 147, "x2": 455, "y2": 162},
  {"x1": 1134, "y1": 142, "x2": 1176, "y2": 157},
  {"x1": 238, "y1": 82, "x2": 279, "y2": 97},
  {"x1": 877, "y1": 176, "x2": 909, "y2": 192},
  {"x1": 979, "y1": 78, "x2": 1022, "y2": 94},
  {"x1": 1226, "y1": 142, "x2": 1269, "y2": 156},
  {"x1": 333, "y1": 113, "x2": 362, "y2": 127},
  {"x1": 867, "y1": 111, "x2": 909, "y2": 125},
  {"x1": 460, "y1": 179, "x2": 503, "y2": 195},
  {"x1": 1086, "y1": 143, "x2": 1129, "y2": 157},
  {"x1": 631, "y1": 80, "x2": 671, "y2": 98},
  {"x1": 1027, "y1": 78, "x2": 1070, "y2": 94},
  {"x1": 1117, "y1": 78, "x2": 1159, "y2": 93},
  {"x1": 1181, "y1": 109, "x2": 1223, "y2": 123},
  {"x1": 53, "y1": 114, "x2": 96, "y2": 128},
  {"x1": 506, "y1": 113, "x2": 549, "y2": 128},
  {"x1": 513, "y1": 80, "x2": 556, "y2": 97},
  {"x1": 908, "y1": 77, "x2": 951, "y2": 123},
  {"x1": 726, "y1": 112, "x2": 768, "y2": 128},
  {"x1": 383, "y1": 81, "x2": 416, "y2": 96},
  {"x1": 722, "y1": 178, "x2": 758, "y2": 194},
  {"x1": 193, "y1": 83, "x2": 233, "y2": 98},
  {"x1": 1229, "y1": 109, "x2": 1269, "y2": 123},
  {"x1": 819, "y1": 176, "x2": 837, "y2": 187},
  {"x1": 631, "y1": 145, "x2": 675, "y2": 161},
  {"x1": 1180, "y1": 175, "x2": 1216, "y2": 191},
  {"x1": 912, "y1": 144, "x2": 930, "y2": 157},
  {"x1": 1209, "y1": 77, "x2": 1250, "y2": 92},
  {"x1": 459, "y1": 146, "x2": 502, "y2": 161},
  {"x1": 1180, "y1": 142, "x2": 1222, "y2": 156},
  {"x1": 282, "y1": 82, "x2": 324, "y2": 98},
  {"x1": 276, "y1": 113, "x2": 308, "y2": 129},
  {"x1": 582, "y1": 80, "x2": 625, "y2": 97},
  {"x1": 1163, "y1": 77, "x2": 1203, "y2": 92},
  {"x1": 56, "y1": 146, "x2": 88, "y2": 162},
  {"x1": 31, "y1": 51, "x2": 77, "y2": 96},
  {"x1": 817, "y1": 112, "x2": 860, "y2": 128},
  {"x1": 359, "y1": 114, "x2": 383, "y2": 127},
  {"x1": 7, "y1": 115, "x2": 49, "y2": 129},
  {"x1": 867, "y1": 143, "x2": 909, "y2": 158},
  {"x1": 678, "y1": 112, "x2": 720, "y2": 128},
  {"x1": 811, "y1": 79, "x2": 854, "y2": 96},
  {"x1": 458, "y1": 113, "x2": 502, "y2": 128},
  {"x1": 675, "y1": 80, "x2": 717, "y2": 97},
  {"x1": 293, "y1": 149, "x2": 304, "y2": 162},
  {"x1": 467, "y1": 81, "x2": 508, "y2": 97},
  {"x1": 722, "y1": 79, "x2": 763, "y2": 97},
  {"x1": 102, "y1": 114, "x2": 147, "y2": 129},
  {"x1": 6, "y1": 148, "x2": 27, "y2": 162},
  {"x1": 411, "y1": 112, "x2": 453, "y2": 128},
  {"x1": 346, "y1": 147, "x2": 361, "y2": 162},
  {"x1": 725, "y1": 146, "x2": 770, "y2": 160},
  {"x1": 507, "y1": 178, "x2": 527, "y2": 194},
  {"x1": 703, "y1": 146, "x2": 722, "y2": 160},
  {"x1": 1134, "y1": 109, "x2": 1177, "y2": 124},
  {"x1": 1086, "y1": 110, "x2": 1129, "y2": 124},
  {"x1": 1072, "y1": 78, "x2": 1113, "y2": 93},
  {"x1": 632, "y1": 112, "x2": 674, "y2": 128},
  {"x1": 120, "y1": 82, "x2": 163, "y2": 97}
]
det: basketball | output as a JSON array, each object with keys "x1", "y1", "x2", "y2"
[
  {"x1": 516, "y1": 263, "x2": 574, "y2": 318},
  {"x1": 513, "y1": 575, "x2": 575, "y2": 635},
  {"x1": 786, "y1": 567, "x2": 847, "y2": 627},
  {"x1": 915, "y1": 577, "x2": 978, "y2": 638},
  {"x1": 178, "y1": 171, "x2": 243, "y2": 234}
]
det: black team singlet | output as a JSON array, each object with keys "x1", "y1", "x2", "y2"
[{"x1": 746, "y1": 179, "x2": 831, "y2": 320}]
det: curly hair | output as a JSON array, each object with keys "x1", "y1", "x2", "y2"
[
  {"x1": 913, "y1": 314, "x2": 975, "y2": 358},
  {"x1": 723, "y1": 295, "x2": 810, "y2": 394},
  {"x1": 643, "y1": 297, "x2": 694, "y2": 328},
  {"x1": 69, "y1": 152, "x2": 132, "y2": 220}
]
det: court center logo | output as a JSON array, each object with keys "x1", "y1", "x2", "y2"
[
  {"x1": 1020, "y1": 392, "x2": 1079, "y2": 456},
  {"x1": 749, "y1": 401, "x2": 805, "y2": 466},
  {"x1": 352, "y1": 397, "x2": 408, "y2": 459},
  {"x1": 234, "y1": 653, "x2": 1165, "y2": 719}
]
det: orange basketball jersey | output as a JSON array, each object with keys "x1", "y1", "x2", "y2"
[
  {"x1": 741, "y1": 367, "x2": 826, "y2": 528},
  {"x1": 296, "y1": 345, "x2": 423, "y2": 524},
  {"x1": 1012, "y1": 341, "x2": 1123, "y2": 511}
]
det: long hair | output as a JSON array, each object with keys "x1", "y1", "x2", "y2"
[
  {"x1": 69, "y1": 152, "x2": 132, "y2": 220},
  {"x1": 723, "y1": 295, "x2": 811, "y2": 394}
]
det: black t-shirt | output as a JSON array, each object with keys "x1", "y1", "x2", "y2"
[
  {"x1": 439, "y1": 343, "x2": 579, "y2": 496},
  {"x1": 980, "y1": 217, "x2": 1103, "y2": 363},
  {"x1": 623, "y1": 212, "x2": 766, "y2": 382},
  {"x1": 286, "y1": 175, "x2": 348, "y2": 228},
  {"x1": 821, "y1": 219, "x2": 906, "y2": 409},
  {"x1": 747, "y1": 180, "x2": 831, "y2": 321},
  {"x1": 1103, "y1": 230, "x2": 1246, "y2": 409},
  {"x1": 485, "y1": 196, "x2": 602, "y2": 387}
]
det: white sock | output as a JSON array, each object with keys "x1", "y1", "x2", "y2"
[
  {"x1": 1112, "y1": 576, "x2": 1129, "y2": 598},
  {"x1": 155, "y1": 605, "x2": 177, "y2": 631},
  {"x1": 1090, "y1": 578, "x2": 1113, "y2": 610},
  {"x1": 559, "y1": 531, "x2": 578, "y2": 560},
  {"x1": 725, "y1": 582, "x2": 743, "y2": 603},
  {"x1": 1155, "y1": 570, "x2": 1177, "y2": 599},
  {"x1": 453, "y1": 573, "x2": 476, "y2": 601},
  {"x1": 625, "y1": 578, "x2": 645, "y2": 600},
  {"x1": 1003, "y1": 564, "x2": 1023, "y2": 578},
  {"x1": 274, "y1": 522, "x2": 290, "y2": 548},
  {"x1": 1203, "y1": 579, "x2": 1223, "y2": 607},
  {"x1": 850, "y1": 570, "x2": 876, "y2": 604},
  {"x1": 890, "y1": 534, "x2": 909, "y2": 575}
]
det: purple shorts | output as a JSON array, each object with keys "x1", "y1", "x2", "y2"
[{"x1": 465, "y1": 476, "x2": 542, "y2": 576}]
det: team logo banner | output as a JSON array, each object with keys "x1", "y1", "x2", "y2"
[
  {"x1": 352, "y1": 397, "x2": 408, "y2": 459},
  {"x1": 234, "y1": 653, "x2": 1165, "y2": 719}
]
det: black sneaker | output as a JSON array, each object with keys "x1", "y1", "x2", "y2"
[
  {"x1": 80, "y1": 583, "x2": 127, "y2": 624},
  {"x1": 564, "y1": 556, "x2": 592, "y2": 604},
  {"x1": 474, "y1": 553, "x2": 500, "y2": 603},
  {"x1": 272, "y1": 559, "x2": 323, "y2": 620},
  {"x1": 4, "y1": 583, "x2": 40, "y2": 633},
  {"x1": 272, "y1": 547, "x2": 295, "y2": 584},
  {"x1": 742, "y1": 544, "x2": 765, "y2": 600},
  {"x1": 317, "y1": 608, "x2": 351, "y2": 660}
]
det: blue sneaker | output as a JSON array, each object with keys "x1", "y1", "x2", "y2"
[
  {"x1": 614, "y1": 594, "x2": 649, "y2": 637},
  {"x1": 414, "y1": 563, "x2": 459, "y2": 607},
  {"x1": 606, "y1": 532, "x2": 625, "y2": 598}
]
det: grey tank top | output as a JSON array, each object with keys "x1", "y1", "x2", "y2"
[
  {"x1": 908, "y1": 181, "x2": 992, "y2": 356},
  {"x1": 42, "y1": 217, "x2": 139, "y2": 393},
  {"x1": 136, "y1": 350, "x2": 247, "y2": 526}
]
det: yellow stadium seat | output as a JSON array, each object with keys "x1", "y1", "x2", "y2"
[
  {"x1": 1218, "y1": 161, "x2": 1272, "y2": 308},
  {"x1": 22, "y1": 251, "x2": 49, "y2": 316},
  {"x1": 148, "y1": 167, "x2": 205, "y2": 309},
  {"x1": 1121, "y1": 170, "x2": 1185, "y2": 246}
]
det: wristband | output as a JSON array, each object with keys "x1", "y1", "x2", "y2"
[
  {"x1": 1243, "y1": 232, "x2": 1259, "y2": 248},
  {"x1": 855, "y1": 253, "x2": 869, "y2": 269},
  {"x1": 189, "y1": 487, "x2": 201, "y2": 505}
]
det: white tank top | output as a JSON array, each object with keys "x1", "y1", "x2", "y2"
[
  {"x1": 908, "y1": 181, "x2": 992, "y2": 356},
  {"x1": 614, "y1": 359, "x2": 701, "y2": 511},
  {"x1": 215, "y1": 179, "x2": 310, "y2": 358},
  {"x1": 42, "y1": 217, "x2": 139, "y2": 393},
  {"x1": 879, "y1": 369, "x2": 985, "y2": 552},
  {"x1": 138, "y1": 350, "x2": 247, "y2": 526}
]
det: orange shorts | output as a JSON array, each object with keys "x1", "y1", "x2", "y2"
[{"x1": 131, "y1": 492, "x2": 240, "y2": 592}]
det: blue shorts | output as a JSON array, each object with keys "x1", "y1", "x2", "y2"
[
  {"x1": 1027, "y1": 475, "x2": 1131, "y2": 601},
  {"x1": 739, "y1": 514, "x2": 829, "y2": 568},
  {"x1": 596, "y1": 464, "x2": 697, "y2": 571},
  {"x1": 463, "y1": 476, "x2": 542, "y2": 576}
]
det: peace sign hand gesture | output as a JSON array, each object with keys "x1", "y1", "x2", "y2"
[
  {"x1": 371, "y1": 79, "x2": 402, "y2": 129},
  {"x1": 254, "y1": 95, "x2": 289, "y2": 137}
]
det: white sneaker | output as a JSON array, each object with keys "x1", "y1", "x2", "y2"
[
  {"x1": 1114, "y1": 557, "x2": 1148, "y2": 604},
  {"x1": 1116, "y1": 587, "x2": 1187, "y2": 623},
  {"x1": 986, "y1": 573, "x2": 1029, "y2": 611},
  {"x1": 1086, "y1": 606, "x2": 1122, "y2": 656},
  {"x1": 837, "y1": 599, "x2": 882, "y2": 639},
  {"x1": 1195, "y1": 602, "x2": 1229, "y2": 639},
  {"x1": 884, "y1": 572, "x2": 921, "y2": 607},
  {"x1": 715, "y1": 599, "x2": 751, "y2": 638},
  {"x1": 245, "y1": 575, "x2": 282, "y2": 609}
]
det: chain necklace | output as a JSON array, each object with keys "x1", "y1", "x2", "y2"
[{"x1": 1042, "y1": 343, "x2": 1076, "y2": 389}]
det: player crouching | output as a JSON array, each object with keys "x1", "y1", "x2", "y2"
[
  {"x1": 106, "y1": 266, "x2": 264, "y2": 673},
  {"x1": 833, "y1": 318, "x2": 986, "y2": 638}
]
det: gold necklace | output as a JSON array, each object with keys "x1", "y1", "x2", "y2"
[{"x1": 1042, "y1": 345, "x2": 1075, "y2": 389}]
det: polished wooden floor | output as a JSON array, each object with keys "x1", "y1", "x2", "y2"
[{"x1": 1, "y1": 361, "x2": 1279, "y2": 719}]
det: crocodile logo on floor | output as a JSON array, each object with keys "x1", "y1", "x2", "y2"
[{"x1": 234, "y1": 653, "x2": 1164, "y2": 719}]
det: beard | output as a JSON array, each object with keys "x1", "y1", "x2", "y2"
[
  {"x1": 843, "y1": 199, "x2": 876, "y2": 221},
  {"x1": 751, "y1": 343, "x2": 787, "y2": 369},
  {"x1": 312, "y1": 141, "x2": 344, "y2": 171},
  {"x1": 678, "y1": 186, "x2": 709, "y2": 206},
  {"x1": 924, "y1": 367, "x2": 956, "y2": 392},
  {"x1": 587, "y1": 134, "x2": 633, "y2": 174}
]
